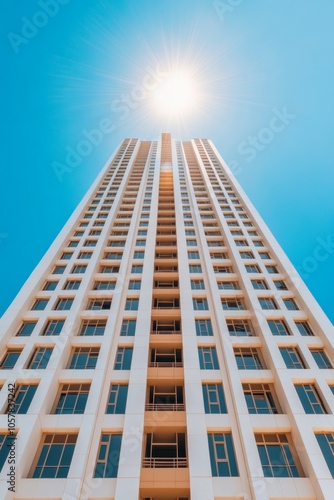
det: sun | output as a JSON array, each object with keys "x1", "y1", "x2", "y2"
[{"x1": 153, "y1": 70, "x2": 199, "y2": 118}]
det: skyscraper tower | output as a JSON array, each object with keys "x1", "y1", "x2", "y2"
[{"x1": 0, "y1": 133, "x2": 333, "y2": 500}]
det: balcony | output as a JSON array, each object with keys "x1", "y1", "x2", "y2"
[
  {"x1": 149, "y1": 348, "x2": 182, "y2": 367},
  {"x1": 146, "y1": 385, "x2": 184, "y2": 412},
  {"x1": 151, "y1": 321, "x2": 181, "y2": 335},
  {"x1": 143, "y1": 433, "x2": 187, "y2": 468},
  {"x1": 153, "y1": 298, "x2": 180, "y2": 309}
]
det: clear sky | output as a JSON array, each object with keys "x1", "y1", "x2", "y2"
[{"x1": 1, "y1": 0, "x2": 334, "y2": 322}]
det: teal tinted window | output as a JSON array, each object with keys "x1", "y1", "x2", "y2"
[
  {"x1": 202, "y1": 384, "x2": 227, "y2": 414},
  {"x1": 106, "y1": 385, "x2": 128, "y2": 414},
  {"x1": 208, "y1": 433, "x2": 238, "y2": 476},
  {"x1": 94, "y1": 434, "x2": 122, "y2": 478}
]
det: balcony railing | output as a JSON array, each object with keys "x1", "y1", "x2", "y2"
[
  {"x1": 145, "y1": 403, "x2": 185, "y2": 411},
  {"x1": 148, "y1": 361, "x2": 183, "y2": 368},
  {"x1": 151, "y1": 330, "x2": 181, "y2": 335},
  {"x1": 142, "y1": 457, "x2": 188, "y2": 468}
]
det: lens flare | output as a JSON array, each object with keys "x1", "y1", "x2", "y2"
[{"x1": 153, "y1": 70, "x2": 199, "y2": 118}]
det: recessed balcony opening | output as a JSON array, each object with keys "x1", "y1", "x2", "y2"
[
  {"x1": 146, "y1": 385, "x2": 184, "y2": 411},
  {"x1": 153, "y1": 298, "x2": 180, "y2": 309},
  {"x1": 149, "y1": 348, "x2": 182, "y2": 367},
  {"x1": 154, "y1": 280, "x2": 179, "y2": 289},
  {"x1": 143, "y1": 433, "x2": 187, "y2": 468},
  {"x1": 151, "y1": 320, "x2": 181, "y2": 335}
]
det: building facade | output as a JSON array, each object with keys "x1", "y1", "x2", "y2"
[{"x1": 0, "y1": 133, "x2": 333, "y2": 500}]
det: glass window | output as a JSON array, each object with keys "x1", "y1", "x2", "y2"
[
  {"x1": 295, "y1": 384, "x2": 327, "y2": 414},
  {"x1": 0, "y1": 350, "x2": 21, "y2": 369},
  {"x1": 79, "y1": 320, "x2": 106, "y2": 336},
  {"x1": 28, "y1": 347, "x2": 53, "y2": 369},
  {"x1": 243, "y1": 383, "x2": 280, "y2": 414},
  {"x1": 217, "y1": 281, "x2": 239, "y2": 290},
  {"x1": 310, "y1": 349, "x2": 332, "y2": 369},
  {"x1": 68, "y1": 347, "x2": 99, "y2": 369},
  {"x1": 94, "y1": 433, "x2": 122, "y2": 478},
  {"x1": 120, "y1": 320, "x2": 136, "y2": 336},
  {"x1": 114, "y1": 348, "x2": 133, "y2": 370},
  {"x1": 251, "y1": 280, "x2": 268, "y2": 290},
  {"x1": 198, "y1": 347, "x2": 219, "y2": 369},
  {"x1": 245, "y1": 265, "x2": 260, "y2": 273},
  {"x1": 259, "y1": 298, "x2": 278, "y2": 310},
  {"x1": 283, "y1": 298, "x2": 299, "y2": 311},
  {"x1": 259, "y1": 252, "x2": 271, "y2": 260},
  {"x1": 53, "y1": 383, "x2": 90, "y2": 414},
  {"x1": 187, "y1": 239, "x2": 197, "y2": 246},
  {"x1": 315, "y1": 433, "x2": 334, "y2": 478},
  {"x1": 189, "y1": 264, "x2": 202, "y2": 273},
  {"x1": 43, "y1": 320, "x2": 65, "y2": 336},
  {"x1": 128, "y1": 280, "x2": 141, "y2": 290},
  {"x1": 106, "y1": 384, "x2": 128, "y2": 414},
  {"x1": 274, "y1": 280, "x2": 288, "y2": 291},
  {"x1": 63, "y1": 280, "x2": 81, "y2": 290},
  {"x1": 131, "y1": 265, "x2": 143, "y2": 274},
  {"x1": 32, "y1": 299, "x2": 49, "y2": 311},
  {"x1": 227, "y1": 320, "x2": 253, "y2": 337},
  {"x1": 234, "y1": 348, "x2": 264, "y2": 370},
  {"x1": 87, "y1": 299, "x2": 112, "y2": 310},
  {"x1": 16, "y1": 321, "x2": 37, "y2": 336},
  {"x1": 208, "y1": 433, "x2": 238, "y2": 477},
  {"x1": 60, "y1": 252, "x2": 73, "y2": 260},
  {"x1": 31, "y1": 434, "x2": 77, "y2": 478},
  {"x1": 53, "y1": 266, "x2": 66, "y2": 274},
  {"x1": 0, "y1": 435, "x2": 15, "y2": 472},
  {"x1": 202, "y1": 384, "x2": 227, "y2": 413},
  {"x1": 43, "y1": 281, "x2": 58, "y2": 291},
  {"x1": 266, "y1": 265, "x2": 279, "y2": 274},
  {"x1": 134, "y1": 251, "x2": 144, "y2": 259},
  {"x1": 295, "y1": 321, "x2": 314, "y2": 336},
  {"x1": 221, "y1": 298, "x2": 244, "y2": 310},
  {"x1": 191, "y1": 279, "x2": 205, "y2": 290},
  {"x1": 195, "y1": 319, "x2": 213, "y2": 336},
  {"x1": 188, "y1": 251, "x2": 200, "y2": 259},
  {"x1": 55, "y1": 298, "x2": 73, "y2": 311},
  {"x1": 7, "y1": 384, "x2": 38, "y2": 414},
  {"x1": 279, "y1": 347, "x2": 305, "y2": 369},
  {"x1": 267, "y1": 320, "x2": 290, "y2": 336},
  {"x1": 71, "y1": 265, "x2": 87, "y2": 274},
  {"x1": 193, "y1": 298, "x2": 209, "y2": 310},
  {"x1": 255, "y1": 433, "x2": 303, "y2": 478},
  {"x1": 93, "y1": 280, "x2": 116, "y2": 290},
  {"x1": 125, "y1": 298, "x2": 139, "y2": 310}
]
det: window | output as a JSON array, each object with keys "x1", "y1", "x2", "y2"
[
  {"x1": 32, "y1": 299, "x2": 49, "y2": 311},
  {"x1": 274, "y1": 280, "x2": 288, "y2": 291},
  {"x1": 227, "y1": 320, "x2": 253, "y2": 337},
  {"x1": 125, "y1": 298, "x2": 139, "y2": 311},
  {"x1": 266, "y1": 265, "x2": 279, "y2": 274},
  {"x1": 0, "y1": 435, "x2": 15, "y2": 472},
  {"x1": 188, "y1": 251, "x2": 200, "y2": 259},
  {"x1": 283, "y1": 298, "x2": 299, "y2": 311},
  {"x1": 315, "y1": 433, "x2": 334, "y2": 478},
  {"x1": 16, "y1": 321, "x2": 37, "y2": 336},
  {"x1": 55, "y1": 298, "x2": 73, "y2": 311},
  {"x1": 185, "y1": 230, "x2": 195, "y2": 236},
  {"x1": 53, "y1": 265, "x2": 66, "y2": 274},
  {"x1": 114, "y1": 347, "x2": 133, "y2": 370},
  {"x1": 120, "y1": 319, "x2": 136, "y2": 336},
  {"x1": 243, "y1": 383, "x2": 280, "y2": 414},
  {"x1": 235, "y1": 239, "x2": 248, "y2": 246},
  {"x1": 234, "y1": 348, "x2": 264, "y2": 370},
  {"x1": 253, "y1": 239, "x2": 263, "y2": 246},
  {"x1": 295, "y1": 384, "x2": 327, "y2": 414},
  {"x1": 189, "y1": 264, "x2": 202, "y2": 273},
  {"x1": 84, "y1": 239, "x2": 97, "y2": 247},
  {"x1": 68, "y1": 347, "x2": 99, "y2": 369},
  {"x1": 193, "y1": 298, "x2": 209, "y2": 310},
  {"x1": 28, "y1": 347, "x2": 53, "y2": 369},
  {"x1": 187, "y1": 239, "x2": 197, "y2": 246},
  {"x1": 255, "y1": 433, "x2": 303, "y2": 478},
  {"x1": 251, "y1": 280, "x2": 268, "y2": 290},
  {"x1": 221, "y1": 298, "x2": 244, "y2": 310},
  {"x1": 7, "y1": 384, "x2": 38, "y2": 414},
  {"x1": 53, "y1": 383, "x2": 90, "y2": 414},
  {"x1": 245, "y1": 264, "x2": 260, "y2": 273},
  {"x1": 259, "y1": 252, "x2": 271, "y2": 260},
  {"x1": 128, "y1": 280, "x2": 141, "y2": 290},
  {"x1": 93, "y1": 280, "x2": 116, "y2": 290},
  {"x1": 94, "y1": 433, "x2": 122, "y2": 478},
  {"x1": 310, "y1": 349, "x2": 332, "y2": 369},
  {"x1": 87, "y1": 299, "x2": 111, "y2": 310},
  {"x1": 279, "y1": 347, "x2": 305, "y2": 369},
  {"x1": 136, "y1": 239, "x2": 146, "y2": 246},
  {"x1": 202, "y1": 384, "x2": 227, "y2": 413},
  {"x1": 63, "y1": 280, "x2": 81, "y2": 290},
  {"x1": 0, "y1": 349, "x2": 21, "y2": 369},
  {"x1": 104, "y1": 252, "x2": 122, "y2": 260},
  {"x1": 74, "y1": 231, "x2": 84, "y2": 236},
  {"x1": 43, "y1": 320, "x2": 65, "y2": 336},
  {"x1": 68, "y1": 240, "x2": 79, "y2": 247},
  {"x1": 295, "y1": 321, "x2": 314, "y2": 336},
  {"x1": 267, "y1": 319, "x2": 290, "y2": 336},
  {"x1": 258, "y1": 298, "x2": 278, "y2": 310},
  {"x1": 208, "y1": 433, "x2": 238, "y2": 477},
  {"x1": 79, "y1": 320, "x2": 106, "y2": 336},
  {"x1": 106, "y1": 384, "x2": 128, "y2": 413},
  {"x1": 198, "y1": 347, "x2": 219, "y2": 369},
  {"x1": 134, "y1": 251, "x2": 144, "y2": 259},
  {"x1": 43, "y1": 281, "x2": 58, "y2": 291},
  {"x1": 71, "y1": 265, "x2": 87, "y2": 274},
  {"x1": 31, "y1": 434, "x2": 77, "y2": 478},
  {"x1": 195, "y1": 319, "x2": 213, "y2": 336},
  {"x1": 217, "y1": 281, "x2": 239, "y2": 290},
  {"x1": 131, "y1": 265, "x2": 143, "y2": 274},
  {"x1": 191, "y1": 279, "x2": 205, "y2": 290},
  {"x1": 240, "y1": 251, "x2": 254, "y2": 259},
  {"x1": 61, "y1": 252, "x2": 73, "y2": 260}
]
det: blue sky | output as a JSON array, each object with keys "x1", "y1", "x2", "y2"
[{"x1": 1, "y1": 0, "x2": 334, "y2": 322}]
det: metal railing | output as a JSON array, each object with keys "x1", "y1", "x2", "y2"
[
  {"x1": 145, "y1": 403, "x2": 185, "y2": 411},
  {"x1": 148, "y1": 362, "x2": 183, "y2": 368},
  {"x1": 142, "y1": 457, "x2": 188, "y2": 468}
]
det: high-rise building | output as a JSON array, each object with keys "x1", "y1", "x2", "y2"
[{"x1": 0, "y1": 133, "x2": 333, "y2": 500}]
